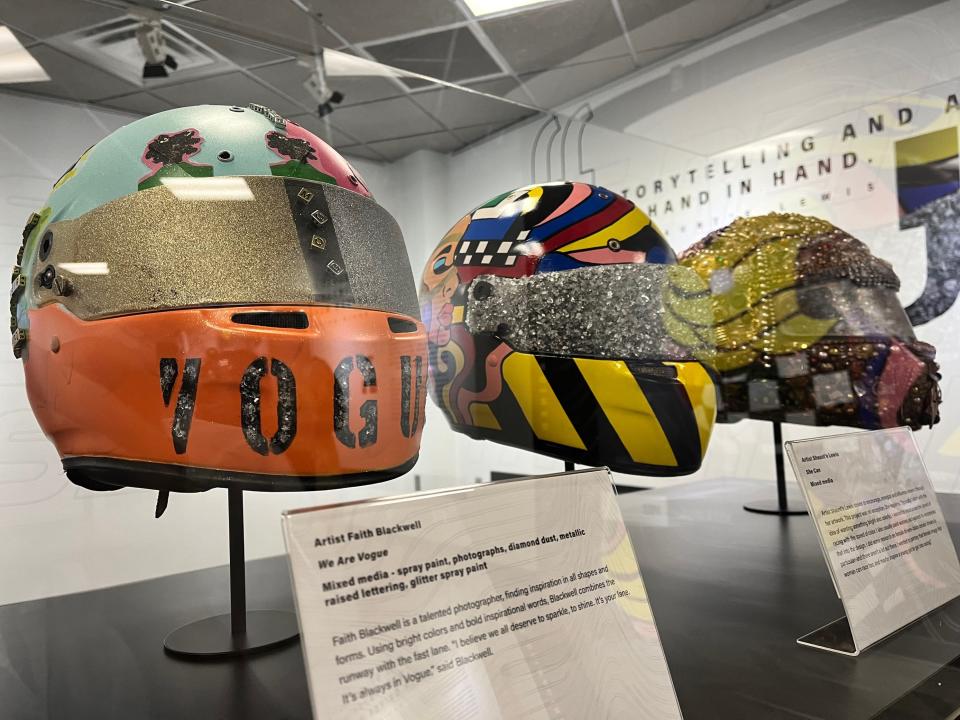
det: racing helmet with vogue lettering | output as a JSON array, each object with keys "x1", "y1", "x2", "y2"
[
  {"x1": 10, "y1": 104, "x2": 427, "y2": 502},
  {"x1": 670, "y1": 213, "x2": 940, "y2": 428},
  {"x1": 420, "y1": 182, "x2": 718, "y2": 476}
]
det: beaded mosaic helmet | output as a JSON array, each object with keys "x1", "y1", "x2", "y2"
[
  {"x1": 671, "y1": 213, "x2": 941, "y2": 429},
  {"x1": 10, "y1": 104, "x2": 427, "y2": 502},
  {"x1": 420, "y1": 181, "x2": 718, "y2": 476}
]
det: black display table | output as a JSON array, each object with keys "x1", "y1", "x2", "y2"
[{"x1": 2, "y1": 478, "x2": 960, "y2": 719}]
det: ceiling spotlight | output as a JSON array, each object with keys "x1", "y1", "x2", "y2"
[
  {"x1": 136, "y1": 20, "x2": 178, "y2": 79},
  {"x1": 463, "y1": 0, "x2": 571, "y2": 18},
  {"x1": 0, "y1": 26, "x2": 50, "y2": 83},
  {"x1": 314, "y1": 88, "x2": 343, "y2": 118},
  {"x1": 301, "y1": 52, "x2": 344, "y2": 119}
]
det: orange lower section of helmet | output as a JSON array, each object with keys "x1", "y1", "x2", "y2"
[{"x1": 23, "y1": 304, "x2": 427, "y2": 491}]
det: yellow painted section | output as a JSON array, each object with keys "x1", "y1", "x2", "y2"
[
  {"x1": 558, "y1": 209, "x2": 648, "y2": 252},
  {"x1": 574, "y1": 358, "x2": 677, "y2": 467},
  {"x1": 896, "y1": 127, "x2": 958, "y2": 167},
  {"x1": 502, "y1": 185, "x2": 543, "y2": 217},
  {"x1": 502, "y1": 353, "x2": 585, "y2": 449},
  {"x1": 53, "y1": 146, "x2": 93, "y2": 190},
  {"x1": 665, "y1": 362, "x2": 716, "y2": 459},
  {"x1": 469, "y1": 402, "x2": 501, "y2": 431},
  {"x1": 452, "y1": 305, "x2": 464, "y2": 323}
]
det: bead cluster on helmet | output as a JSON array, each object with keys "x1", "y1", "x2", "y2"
[{"x1": 9, "y1": 212, "x2": 41, "y2": 358}]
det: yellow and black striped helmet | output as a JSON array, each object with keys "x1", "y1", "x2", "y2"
[{"x1": 420, "y1": 182, "x2": 717, "y2": 476}]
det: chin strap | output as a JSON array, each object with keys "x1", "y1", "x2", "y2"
[{"x1": 155, "y1": 490, "x2": 170, "y2": 518}]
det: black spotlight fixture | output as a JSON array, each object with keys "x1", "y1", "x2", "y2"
[
  {"x1": 137, "y1": 20, "x2": 178, "y2": 80},
  {"x1": 317, "y1": 90, "x2": 344, "y2": 118},
  {"x1": 302, "y1": 52, "x2": 344, "y2": 119}
]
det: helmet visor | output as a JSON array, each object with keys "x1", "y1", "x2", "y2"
[
  {"x1": 464, "y1": 264, "x2": 714, "y2": 362},
  {"x1": 32, "y1": 176, "x2": 420, "y2": 321},
  {"x1": 794, "y1": 282, "x2": 916, "y2": 340}
]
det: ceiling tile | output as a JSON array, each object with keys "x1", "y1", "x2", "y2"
[
  {"x1": 98, "y1": 92, "x2": 176, "y2": 116},
  {"x1": 150, "y1": 71, "x2": 307, "y2": 115},
  {"x1": 617, "y1": 0, "x2": 699, "y2": 31},
  {"x1": 481, "y1": 0, "x2": 629, "y2": 74},
  {"x1": 627, "y1": 42, "x2": 680, "y2": 69},
  {"x1": 188, "y1": 0, "x2": 340, "y2": 52},
  {"x1": 625, "y1": 0, "x2": 759, "y2": 64},
  {"x1": 288, "y1": 113, "x2": 360, "y2": 149},
  {"x1": 340, "y1": 145, "x2": 387, "y2": 162},
  {"x1": 326, "y1": 96, "x2": 443, "y2": 143},
  {"x1": 184, "y1": 26, "x2": 295, "y2": 68},
  {"x1": 9, "y1": 46, "x2": 139, "y2": 102},
  {"x1": 251, "y1": 58, "x2": 404, "y2": 109},
  {"x1": 450, "y1": 121, "x2": 514, "y2": 146},
  {"x1": 365, "y1": 130, "x2": 463, "y2": 161},
  {"x1": 410, "y1": 77, "x2": 535, "y2": 129},
  {"x1": 8, "y1": 25, "x2": 38, "y2": 46},
  {"x1": 315, "y1": 0, "x2": 465, "y2": 44},
  {"x1": 394, "y1": 76, "x2": 438, "y2": 91},
  {"x1": 0, "y1": 0, "x2": 121, "y2": 39},
  {"x1": 365, "y1": 27, "x2": 501, "y2": 83},
  {"x1": 469, "y1": 76, "x2": 522, "y2": 94},
  {"x1": 520, "y1": 55, "x2": 635, "y2": 109}
]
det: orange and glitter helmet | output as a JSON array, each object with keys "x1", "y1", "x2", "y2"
[
  {"x1": 420, "y1": 182, "x2": 718, "y2": 476},
  {"x1": 10, "y1": 104, "x2": 427, "y2": 501}
]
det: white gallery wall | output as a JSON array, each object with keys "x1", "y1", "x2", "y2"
[{"x1": 3, "y1": 0, "x2": 960, "y2": 604}]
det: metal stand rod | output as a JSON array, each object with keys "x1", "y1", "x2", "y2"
[
  {"x1": 163, "y1": 489, "x2": 299, "y2": 659},
  {"x1": 743, "y1": 421, "x2": 808, "y2": 516},
  {"x1": 774, "y1": 421, "x2": 787, "y2": 512},
  {"x1": 228, "y1": 489, "x2": 246, "y2": 638}
]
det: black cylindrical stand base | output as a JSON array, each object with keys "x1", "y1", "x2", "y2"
[
  {"x1": 164, "y1": 610, "x2": 299, "y2": 659},
  {"x1": 743, "y1": 498, "x2": 808, "y2": 515},
  {"x1": 163, "y1": 489, "x2": 300, "y2": 659}
]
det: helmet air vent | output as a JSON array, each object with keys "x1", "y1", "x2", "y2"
[
  {"x1": 387, "y1": 317, "x2": 417, "y2": 334},
  {"x1": 231, "y1": 311, "x2": 309, "y2": 329}
]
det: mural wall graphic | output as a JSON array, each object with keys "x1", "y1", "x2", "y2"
[
  {"x1": 896, "y1": 127, "x2": 960, "y2": 325},
  {"x1": 529, "y1": 84, "x2": 960, "y2": 329}
]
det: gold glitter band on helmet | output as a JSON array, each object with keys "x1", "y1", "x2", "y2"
[{"x1": 28, "y1": 176, "x2": 419, "y2": 321}]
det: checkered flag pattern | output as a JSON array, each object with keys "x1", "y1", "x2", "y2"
[{"x1": 455, "y1": 235, "x2": 526, "y2": 267}]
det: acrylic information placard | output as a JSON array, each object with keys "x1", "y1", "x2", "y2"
[
  {"x1": 282, "y1": 468, "x2": 682, "y2": 720},
  {"x1": 785, "y1": 427, "x2": 960, "y2": 656}
]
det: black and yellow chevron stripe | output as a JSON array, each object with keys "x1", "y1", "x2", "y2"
[{"x1": 458, "y1": 352, "x2": 716, "y2": 476}]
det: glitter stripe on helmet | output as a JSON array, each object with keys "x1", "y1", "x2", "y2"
[
  {"x1": 463, "y1": 264, "x2": 714, "y2": 363},
  {"x1": 30, "y1": 176, "x2": 419, "y2": 321}
]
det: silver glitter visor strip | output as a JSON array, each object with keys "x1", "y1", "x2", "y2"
[
  {"x1": 464, "y1": 264, "x2": 715, "y2": 362},
  {"x1": 794, "y1": 284, "x2": 916, "y2": 340},
  {"x1": 30, "y1": 176, "x2": 420, "y2": 321}
]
